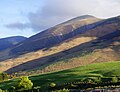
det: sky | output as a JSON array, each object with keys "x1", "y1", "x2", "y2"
[{"x1": 0, "y1": 0, "x2": 120, "y2": 38}]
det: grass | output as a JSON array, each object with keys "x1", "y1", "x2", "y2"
[{"x1": 0, "y1": 61, "x2": 120, "y2": 90}]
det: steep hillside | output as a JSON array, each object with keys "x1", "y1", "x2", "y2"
[
  {"x1": 9, "y1": 15, "x2": 101, "y2": 55},
  {"x1": 0, "y1": 36, "x2": 26, "y2": 51},
  {"x1": 5, "y1": 30, "x2": 120, "y2": 75},
  {"x1": 0, "y1": 15, "x2": 119, "y2": 75}
]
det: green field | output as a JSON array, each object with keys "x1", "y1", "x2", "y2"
[{"x1": 0, "y1": 61, "x2": 120, "y2": 90}]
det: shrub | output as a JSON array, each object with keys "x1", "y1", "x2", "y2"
[
  {"x1": 33, "y1": 86, "x2": 41, "y2": 92},
  {"x1": 0, "y1": 89, "x2": 2, "y2": 92},
  {"x1": 2, "y1": 90, "x2": 9, "y2": 92},
  {"x1": 71, "y1": 84, "x2": 77, "y2": 87},
  {"x1": 10, "y1": 86, "x2": 16, "y2": 92},
  {"x1": 0, "y1": 72, "x2": 8, "y2": 81},
  {"x1": 50, "y1": 83, "x2": 56, "y2": 87},
  {"x1": 112, "y1": 76, "x2": 118, "y2": 83},
  {"x1": 17, "y1": 76, "x2": 33, "y2": 91},
  {"x1": 57, "y1": 88, "x2": 70, "y2": 92},
  {"x1": 83, "y1": 78, "x2": 94, "y2": 83},
  {"x1": 96, "y1": 76, "x2": 102, "y2": 83}
]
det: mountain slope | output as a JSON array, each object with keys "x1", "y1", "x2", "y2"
[
  {"x1": 10, "y1": 15, "x2": 101, "y2": 55},
  {"x1": 5, "y1": 29, "x2": 120, "y2": 75},
  {"x1": 0, "y1": 36, "x2": 27, "y2": 51},
  {"x1": 0, "y1": 15, "x2": 120, "y2": 74}
]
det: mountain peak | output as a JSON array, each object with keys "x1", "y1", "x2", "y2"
[
  {"x1": 75, "y1": 15, "x2": 96, "y2": 19},
  {"x1": 117, "y1": 15, "x2": 120, "y2": 18},
  {"x1": 60, "y1": 15, "x2": 99, "y2": 25}
]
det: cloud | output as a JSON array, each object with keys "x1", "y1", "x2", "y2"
[
  {"x1": 27, "y1": 0, "x2": 98, "y2": 31},
  {"x1": 5, "y1": 22, "x2": 30, "y2": 30},
  {"x1": 5, "y1": 0, "x2": 120, "y2": 32}
]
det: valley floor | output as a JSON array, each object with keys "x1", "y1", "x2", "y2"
[{"x1": 0, "y1": 61, "x2": 120, "y2": 92}]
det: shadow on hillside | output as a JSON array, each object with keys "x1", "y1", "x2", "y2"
[
  {"x1": 5, "y1": 30, "x2": 120, "y2": 74},
  {"x1": 2, "y1": 19, "x2": 106, "y2": 61},
  {"x1": 10, "y1": 16, "x2": 120, "y2": 56},
  {"x1": 1, "y1": 17, "x2": 119, "y2": 62}
]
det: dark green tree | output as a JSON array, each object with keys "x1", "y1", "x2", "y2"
[
  {"x1": 112, "y1": 76, "x2": 118, "y2": 83},
  {"x1": 0, "y1": 89, "x2": 2, "y2": 92},
  {"x1": 17, "y1": 76, "x2": 33, "y2": 91},
  {"x1": 0, "y1": 72, "x2": 8, "y2": 81},
  {"x1": 50, "y1": 83, "x2": 56, "y2": 87}
]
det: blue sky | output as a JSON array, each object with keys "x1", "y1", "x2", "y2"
[
  {"x1": 0, "y1": 0, "x2": 120, "y2": 38},
  {"x1": 0, "y1": 0, "x2": 44, "y2": 38}
]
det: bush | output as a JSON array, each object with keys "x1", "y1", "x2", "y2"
[
  {"x1": 33, "y1": 86, "x2": 41, "y2": 92},
  {"x1": 50, "y1": 83, "x2": 56, "y2": 87},
  {"x1": 17, "y1": 76, "x2": 33, "y2": 91},
  {"x1": 2, "y1": 90, "x2": 9, "y2": 92},
  {"x1": 101, "y1": 77, "x2": 112, "y2": 82},
  {"x1": 10, "y1": 86, "x2": 16, "y2": 92},
  {"x1": 0, "y1": 89, "x2": 2, "y2": 92},
  {"x1": 57, "y1": 88, "x2": 70, "y2": 92},
  {"x1": 82, "y1": 78, "x2": 95, "y2": 83},
  {"x1": 0, "y1": 72, "x2": 8, "y2": 81},
  {"x1": 112, "y1": 77, "x2": 118, "y2": 83}
]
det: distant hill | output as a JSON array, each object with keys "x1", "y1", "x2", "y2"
[
  {"x1": 0, "y1": 15, "x2": 119, "y2": 75},
  {"x1": 0, "y1": 36, "x2": 27, "y2": 51}
]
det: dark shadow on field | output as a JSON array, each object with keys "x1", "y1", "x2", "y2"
[
  {"x1": 5, "y1": 30, "x2": 120, "y2": 74},
  {"x1": 29, "y1": 70, "x2": 84, "y2": 87}
]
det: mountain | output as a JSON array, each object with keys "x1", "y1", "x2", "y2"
[
  {"x1": 0, "y1": 15, "x2": 101, "y2": 60},
  {"x1": 5, "y1": 30, "x2": 120, "y2": 75},
  {"x1": 9, "y1": 15, "x2": 101, "y2": 55},
  {"x1": 0, "y1": 15, "x2": 119, "y2": 75},
  {"x1": 0, "y1": 36, "x2": 27, "y2": 51}
]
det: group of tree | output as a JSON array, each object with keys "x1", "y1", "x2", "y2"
[
  {"x1": 0, "y1": 74, "x2": 120, "y2": 92},
  {"x1": 0, "y1": 72, "x2": 8, "y2": 82}
]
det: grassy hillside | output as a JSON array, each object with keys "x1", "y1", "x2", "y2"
[{"x1": 0, "y1": 61, "x2": 120, "y2": 90}]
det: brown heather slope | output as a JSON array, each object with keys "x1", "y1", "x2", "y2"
[
  {"x1": 0, "y1": 15, "x2": 101, "y2": 61},
  {"x1": 6, "y1": 30, "x2": 120, "y2": 76},
  {"x1": 0, "y1": 15, "x2": 120, "y2": 75},
  {"x1": 17, "y1": 48, "x2": 120, "y2": 76},
  {"x1": 0, "y1": 36, "x2": 96, "y2": 72}
]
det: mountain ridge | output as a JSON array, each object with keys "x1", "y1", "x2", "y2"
[{"x1": 0, "y1": 36, "x2": 27, "y2": 51}]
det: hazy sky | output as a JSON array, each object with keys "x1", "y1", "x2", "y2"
[{"x1": 0, "y1": 0, "x2": 120, "y2": 38}]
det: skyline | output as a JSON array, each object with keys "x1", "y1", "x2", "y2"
[{"x1": 0, "y1": 0, "x2": 120, "y2": 38}]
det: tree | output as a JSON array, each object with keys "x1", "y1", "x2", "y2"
[
  {"x1": 10, "y1": 86, "x2": 16, "y2": 92},
  {"x1": 33, "y1": 86, "x2": 41, "y2": 92},
  {"x1": 96, "y1": 76, "x2": 102, "y2": 83},
  {"x1": 17, "y1": 76, "x2": 33, "y2": 91},
  {"x1": 83, "y1": 78, "x2": 94, "y2": 83},
  {"x1": 0, "y1": 89, "x2": 2, "y2": 92},
  {"x1": 50, "y1": 83, "x2": 56, "y2": 87},
  {"x1": 112, "y1": 76, "x2": 118, "y2": 83},
  {"x1": 0, "y1": 72, "x2": 8, "y2": 81}
]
